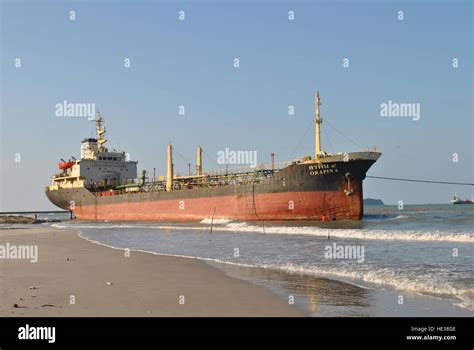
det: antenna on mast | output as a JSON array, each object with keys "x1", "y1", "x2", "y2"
[
  {"x1": 95, "y1": 111, "x2": 107, "y2": 152},
  {"x1": 315, "y1": 91, "x2": 323, "y2": 158}
]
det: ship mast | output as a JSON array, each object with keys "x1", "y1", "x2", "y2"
[
  {"x1": 315, "y1": 91, "x2": 322, "y2": 158},
  {"x1": 96, "y1": 113, "x2": 107, "y2": 152}
]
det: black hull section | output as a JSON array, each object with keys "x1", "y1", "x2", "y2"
[{"x1": 45, "y1": 152, "x2": 380, "y2": 221}]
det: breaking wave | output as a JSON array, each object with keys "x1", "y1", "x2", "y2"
[
  {"x1": 363, "y1": 213, "x2": 408, "y2": 221},
  {"x1": 51, "y1": 222, "x2": 473, "y2": 243},
  {"x1": 223, "y1": 223, "x2": 474, "y2": 243},
  {"x1": 75, "y1": 232, "x2": 474, "y2": 310},
  {"x1": 262, "y1": 262, "x2": 474, "y2": 310},
  {"x1": 199, "y1": 218, "x2": 233, "y2": 225}
]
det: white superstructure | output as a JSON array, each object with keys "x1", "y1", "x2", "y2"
[{"x1": 49, "y1": 116, "x2": 138, "y2": 190}]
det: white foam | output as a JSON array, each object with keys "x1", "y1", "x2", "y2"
[
  {"x1": 258, "y1": 262, "x2": 474, "y2": 309},
  {"x1": 390, "y1": 214, "x2": 409, "y2": 220},
  {"x1": 453, "y1": 290, "x2": 474, "y2": 310},
  {"x1": 51, "y1": 223, "x2": 68, "y2": 229},
  {"x1": 223, "y1": 223, "x2": 474, "y2": 243},
  {"x1": 52, "y1": 221, "x2": 474, "y2": 243},
  {"x1": 75, "y1": 231, "x2": 474, "y2": 311},
  {"x1": 200, "y1": 218, "x2": 233, "y2": 225},
  {"x1": 52, "y1": 223, "x2": 156, "y2": 230}
]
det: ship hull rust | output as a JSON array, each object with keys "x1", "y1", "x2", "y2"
[{"x1": 46, "y1": 157, "x2": 378, "y2": 221}]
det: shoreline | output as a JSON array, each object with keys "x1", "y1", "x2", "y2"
[
  {"x1": 80, "y1": 231, "x2": 474, "y2": 316},
  {"x1": 2, "y1": 226, "x2": 472, "y2": 317},
  {"x1": 0, "y1": 227, "x2": 304, "y2": 316},
  {"x1": 209, "y1": 261, "x2": 474, "y2": 317}
]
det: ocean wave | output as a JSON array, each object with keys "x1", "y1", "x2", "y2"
[
  {"x1": 264, "y1": 262, "x2": 473, "y2": 309},
  {"x1": 390, "y1": 214, "x2": 409, "y2": 220},
  {"x1": 51, "y1": 223, "x2": 158, "y2": 230},
  {"x1": 199, "y1": 218, "x2": 233, "y2": 225},
  {"x1": 52, "y1": 222, "x2": 474, "y2": 243},
  {"x1": 223, "y1": 223, "x2": 473, "y2": 243},
  {"x1": 50, "y1": 223, "x2": 68, "y2": 229},
  {"x1": 75, "y1": 232, "x2": 474, "y2": 310},
  {"x1": 363, "y1": 213, "x2": 408, "y2": 221}
]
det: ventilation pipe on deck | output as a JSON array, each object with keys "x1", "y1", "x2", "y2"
[
  {"x1": 196, "y1": 145, "x2": 202, "y2": 176},
  {"x1": 166, "y1": 144, "x2": 173, "y2": 191}
]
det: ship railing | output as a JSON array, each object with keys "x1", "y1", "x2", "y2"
[
  {"x1": 361, "y1": 146, "x2": 381, "y2": 153},
  {"x1": 90, "y1": 159, "x2": 303, "y2": 196},
  {"x1": 202, "y1": 160, "x2": 299, "y2": 177},
  {"x1": 93, "y1": 172, "x2": 272, "y2": 196}
]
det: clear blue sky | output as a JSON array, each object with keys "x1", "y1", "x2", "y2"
[{"x1": 1, "y1": 0, "x2": 472, "y2": 211}]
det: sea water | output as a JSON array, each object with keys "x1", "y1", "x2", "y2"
[{"x1": 49, "y1": 204, "x2": 473, "y2": 316}]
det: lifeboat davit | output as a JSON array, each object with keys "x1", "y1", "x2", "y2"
[{"x1": 58, "y1": 161, "x2": 75, "y2": 170}]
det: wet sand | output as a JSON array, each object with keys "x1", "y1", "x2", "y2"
[
  {"x1": 209, "y1": 262, "x2": 474, "y2": 317},
  {"x1": 0, "y1": 228, "x2": 304, "y2": 316}
]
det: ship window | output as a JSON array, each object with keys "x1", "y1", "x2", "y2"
[{"x1": 107, "y1": 157, "x2": 112, "y2": 160}]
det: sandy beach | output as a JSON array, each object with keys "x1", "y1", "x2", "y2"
[{"x1": 0, "y1": 228, "x2": 304, "y2": 316}]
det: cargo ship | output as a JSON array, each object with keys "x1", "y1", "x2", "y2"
[
  {"x1": 451, "y1": 196, "x2": 474, "y2": 205},
  {"x1": 45, "y1": 92, "x2": 381, "y2": 221}
]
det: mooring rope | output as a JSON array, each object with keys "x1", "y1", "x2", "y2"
[
  {"x1": 367, "y1": 176, "x2": 473, "y2": 186},
  {"x1": 325, "y1": 119, "x2": 363, "y2": 148},
  {"x1": 252, "y1": 181, "x2": 266, "y2": 234}
]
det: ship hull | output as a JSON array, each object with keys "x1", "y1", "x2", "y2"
[{"x1": 45, "y1": 152, "x2": 380, "y2": 221}]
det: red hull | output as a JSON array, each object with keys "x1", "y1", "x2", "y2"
[
  {"x1": 73, "y1": 190, "x2": 362, "y2": 221},
  {"x1": 46, "y1": 153, "x2": 381, "y2": 221}
]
